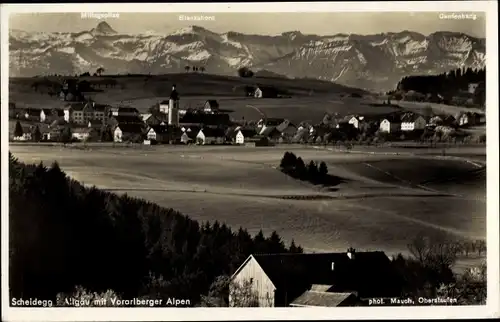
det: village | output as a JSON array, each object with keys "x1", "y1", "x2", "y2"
[{"x1": 8, "y1": 78, "x2": 487, "y2": 147}]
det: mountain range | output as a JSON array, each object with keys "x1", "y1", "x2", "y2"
[{"x1": 9, "y1": 21, "x2": 486, "y2": 91}]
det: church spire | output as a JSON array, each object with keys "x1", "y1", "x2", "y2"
[{"x1": 170, "y1": 84, "x2": 179, "y2": 101}]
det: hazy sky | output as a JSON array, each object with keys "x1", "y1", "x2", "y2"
[{"x1": 9, "y1": 12, "x2": 486, "y2": 37}]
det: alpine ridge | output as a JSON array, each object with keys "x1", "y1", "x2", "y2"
[{"x1": 9, "y1": 22, "x2": 486, "y2": 91}]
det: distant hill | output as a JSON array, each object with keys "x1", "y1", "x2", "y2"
[
  {"x1": 9, "y1": 23, "x2": 486, "y2": 92},
  {"x1": 254, "y1": 70, "x2": 290, "y2": 79}
]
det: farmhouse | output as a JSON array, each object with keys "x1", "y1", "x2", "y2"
[
  {"x1": 146, "y1": 125, "x2": 169, "y2": 143},
  {"x1": 159, "y1": 101, "x2": 170, "y2": 114},
  {"x1": 109, "y1": 115, "x2": 145, "y2": 128},
  {"x1": 23, "y1": 108, "x2": 41, "y2": 121},
  {"x1": 88, "y1": 120, "x2": 103, "y2": 129},
  {"x1": 233, "y1": 128, "x2": 257, "y2": 144},
  {"x1": 111, "y1": 106, "x2": 140, "y2": 117},
  {"x1": 309, "y1": 126, "x2": 331, "y2": 143},
  {"x1": 229, "y1": 250, "x2": 398, "y2": 307},
  {"x1": 347, "y1": 115, "x2": 365, "y2": 129},
  {"x1": 400, "y1": 113, "x2": 426, "y2": 131},
  {"x1": 59, "y1": 89, "x2": 84, "y2": 102},
  {"x1": 203, "y1": 100, "x2": 220, "y2": 114},
  {"x1": 40, "y1": 108, "x2": 64, "y2": 123},
  {"x1": 113, "y1": 124, "x2": 144, "y2": 143},
  {"x1": 428, "y1": 115, "x2": 443, "y2": 126},
  {"x1": 442, "y1": 115, "x2": 457, "y2": 127},
  {"x1": 260, "y1": 127, "x2": 282, "y2": 141},
  {"x1": 275, "y1": 120, "x2": 297, "y2": 137},
  {"x1": 145, "y1": 113, "x2": 168, "y2": 127},
  {"x1": 403, "y1": 90, "x2": 426, "y2": 102},
  {"x1": 64, "y1": 102, "x2": 110, "y2": 125},
  {"x1": 257, "y1": 118, "x2": 286, "y2": 135},
  {"x1": 180, "y1": 132, "x2": 192, "y2": 144},
  {"x1": 379, "y1": 115, "x2": 401, "y2": 133},
  {"x1": 72, "y1": 127, "x2": 92, "y2": 141},
  {"x1": 468, "y1": 83, "x2": 479, "y2": 94},
  {"x1": 196, "y1": 128, "x2": 226, "y2": 145},
  {"x1": 254, "y1": 85, "x2": 279, "y2": 98},
  {"x1": 180, "y1": 112, "x2": 231, "y2": 127},
  {"x1": 458, "y1": 112, "x2": 471, "y2": 127},
  {"x1": 9, "y1": 102, "x2": 20, "y2": 118}
]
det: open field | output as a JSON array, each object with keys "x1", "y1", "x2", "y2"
[
  {"x1": 9, "y1": 73, "x2": 484, "y2": 124},
  {"x1": 10, "y1": 144, "x2": 486, "y2": 258}
]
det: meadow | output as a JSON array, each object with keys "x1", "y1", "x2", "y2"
[
  {"x1": 9, "y1": 73, "x2": 479, "y2": 126},
  {"x1": 10, "y1": 144, "x2": 486, "y2": 258}
]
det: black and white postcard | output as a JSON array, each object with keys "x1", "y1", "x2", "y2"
[{"x1": 1, "y1": 1, "x2": 498, "y2": 321}]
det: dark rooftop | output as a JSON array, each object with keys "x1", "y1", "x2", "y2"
[
  {"x1": 290, "y1": 291, "x2": 357, "y2": 307},
  {"x1": 244, "y1": 251, "x2": 397, "y2": 298},
  {"x1": 200, "y1": 127, "x2": 226, "y2": 138},
  {"x1": 205, "y1": 100, "x2": 219, "y2": 109},
  {"x1": 116, "y1": 123, "x2": 144, "y2": 134}
]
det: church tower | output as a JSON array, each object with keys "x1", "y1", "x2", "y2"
[{"x1": 168, "y1": 84, "x2": 180, "y2": 126}]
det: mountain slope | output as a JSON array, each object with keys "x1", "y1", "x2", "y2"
[{"x1": 9, "y1": 23, "x2": 486, "y2": 91}]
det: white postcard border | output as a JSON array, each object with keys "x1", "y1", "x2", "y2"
[{"x1": 1, "y1": 1, "x2": 498, "y2": 321}]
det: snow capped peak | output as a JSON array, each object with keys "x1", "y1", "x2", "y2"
[
  {"x1": 171, "y1": 26, "x2": 200, "y2": 36},
  {"x1": 282, "y1": 31, "x2": 303, "y2": 40},
  {"x1": 9, "y1": 26, "x2": 485, "y2": 92},
  {"x1": 91, "y1": 21, "x2": 117, "y2": 35}
]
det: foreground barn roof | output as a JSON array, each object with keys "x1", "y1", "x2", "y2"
[
  {"x1": 290, "y1": 291, "x2": 357, "y2": 307},
  {"x1": 232, "y1": 251, "x2": 398, "y2": 298}
]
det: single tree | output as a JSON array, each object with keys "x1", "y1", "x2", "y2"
[
  {"x1": 477, "y1": 240, "x2": 486, "y2": 256},
  {"x1": 61, "y1": 126, "x2": 72, "y2": 145},
  {"x1": 14, "y1": 121, "x2": 24, "y2": 138},
  {"x1": 96, "y1": 67, "x2": 105, "y2": 76},
  {"x1": 318, "y1": 161, "x2": 328, "y2": 177},
  {"x1": 185, "y1": 65, "x2": 191, "y2": 72},
  {"x1": 200, "y1": 66, "x2": 206, "y2": 73},
  {"x1": 237, "y1": 67, "x2": 254, "y2": 78},
  {"x1": 307, "y1": 160, "x2": 318, "y2": 179},
  {"x1": 32, "y1": 126, "x2": 42, "y2": 142},
  {"x1": 294, "y1": 157, "x2": 306, "y2": 178}
]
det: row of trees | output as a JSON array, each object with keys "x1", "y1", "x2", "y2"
[
  {"x1": 51, "y1": 235, "x2": 487, "y2": 307},
  {"x1": 80, "y1": 67, "x2": 105, "y2": 77},
  {"x1": 279, "y1": 152, "x2": 331, "y2": 185},
  {"x1": 394, "y1": 67, "x2": 486, "y2": 107},
  {"x1": 13, "y1": 121, "x2": 115, "y2": 144},
  {"x1": 391, "y1": 235, "x2": 486, "y2": 304},
  {"x1": 185, "y1": 66, "x2": 206, "y2": 73},
  {"x1": 9, "y1": 153, "x2": 302, "y2": 305}
]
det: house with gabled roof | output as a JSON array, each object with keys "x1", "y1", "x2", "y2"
[
  {"x1": 40, "y1": 108, "x2": 64, "y2": 123},
  {"x1": 401, "y1": 113, "x2": 426, "y2": 131},
  {"x1": 88, "y1": 120, "x2": 103, "y2": 129},
  {"x1": 146, "y1": 125, "x2": 183, "y2": 143},
  {"x1": 110, "y1": 106, "x2": 140, "y2": 118},
  {"x1": 114, "y1": 123, "x2": 145, "y2": 143},
  {"x1": 379, "y1": 114, "x2": 402, "y2": 133},
  {"x1": 108, "y1": 115, "x2": 145, "y2": 129},
  {"x1": 232, "y1": 128, "x2": 257, "y2": 145},
  {"x1": 254, "y1": 85, "x2": 280, "y2": 98},
  {"x1": 203, "y1": 100, "x2": 220, "y2": 114},
  {"x1": 256, "y1": 118, "x2": 286, "y2": 136},
  {"x1": 72, "y1": 127, "x2": 93, "y2": 141},
  {"x1": 196, "y1": 128, "x2": 226, "y2": 145},
  {"x1": 23, "y1": 108, "x2": 41, "y2": 121},
  {"x1": 144, "y1": 113, "x2": 168, "y2": 127},
  {"x1": 229, "y1": 249, "x2": 398, "y2": 307}
]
